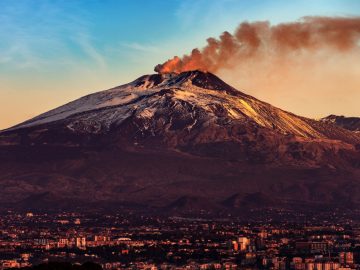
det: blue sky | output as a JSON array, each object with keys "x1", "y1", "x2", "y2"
[{"x1": 1, "y1": 0, "x2": 360, "y2": 129}]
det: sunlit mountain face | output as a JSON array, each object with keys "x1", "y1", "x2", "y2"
[{"x1": 0, "y1": 70, "x2": 359, "y2": 213}]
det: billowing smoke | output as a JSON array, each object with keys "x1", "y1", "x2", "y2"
[
  {"x1": 154, "y1": 17, "x2": 360, "y2": 74},
  {"x1": 154, "y1": 16, "x2": 360, "y2": 118}
]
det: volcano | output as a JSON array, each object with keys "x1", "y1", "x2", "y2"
[{"x1": 1, "y1": 71, "x2": 360, "y2": 213}]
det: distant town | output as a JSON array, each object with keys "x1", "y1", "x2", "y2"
[{"x1": 0, "y1": 209, "x2": 360, "y2": 270}]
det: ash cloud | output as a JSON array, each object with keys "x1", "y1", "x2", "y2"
[{"x1": 154, "y1": 17, "x2": 360, "y2": 74}]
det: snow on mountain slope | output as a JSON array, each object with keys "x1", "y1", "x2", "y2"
[
  {"x1": 8, "y1": 74, "x2": 168, "y2": 131},
  {"x1": 4, "y1": 71, "x2": 360, "y2": 145}
]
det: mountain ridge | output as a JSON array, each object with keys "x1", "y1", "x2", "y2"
[{"x1": 321, "y1": 114, "x2": 360, "y2": 132}]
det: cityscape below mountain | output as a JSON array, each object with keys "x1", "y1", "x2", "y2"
[{"x1": 2, "y1": 1, "x2": 360, "y2": 269}]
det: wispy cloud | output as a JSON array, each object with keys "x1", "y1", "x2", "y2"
[
  {"x1": 74, "y1": 33, "x2": 107, "y2": 70},
  {"x1": 0, "y1": 1, "x2": 107, "y2": 71},
  {"x1": 175, "y1": 0, "x2": 237, "y2": 31},
  {"x1": 121, "y1": 42, "x2": 159, "y2": 53}
]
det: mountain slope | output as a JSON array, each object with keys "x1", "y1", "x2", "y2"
[{"x1": 1, "y1": 71, "x2": 360, "y2": 212}]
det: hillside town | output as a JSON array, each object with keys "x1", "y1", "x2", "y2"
[{"x1": 0, "y1": 210, "x2": 360, "y2": 270}]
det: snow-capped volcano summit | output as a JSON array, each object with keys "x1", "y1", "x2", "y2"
[
  {"x1": 1, "y1": 71, "x2": 360, "y2": 212},
  {"x1": 6, "y1": 70, "x2": 360, "y2": 145}
]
